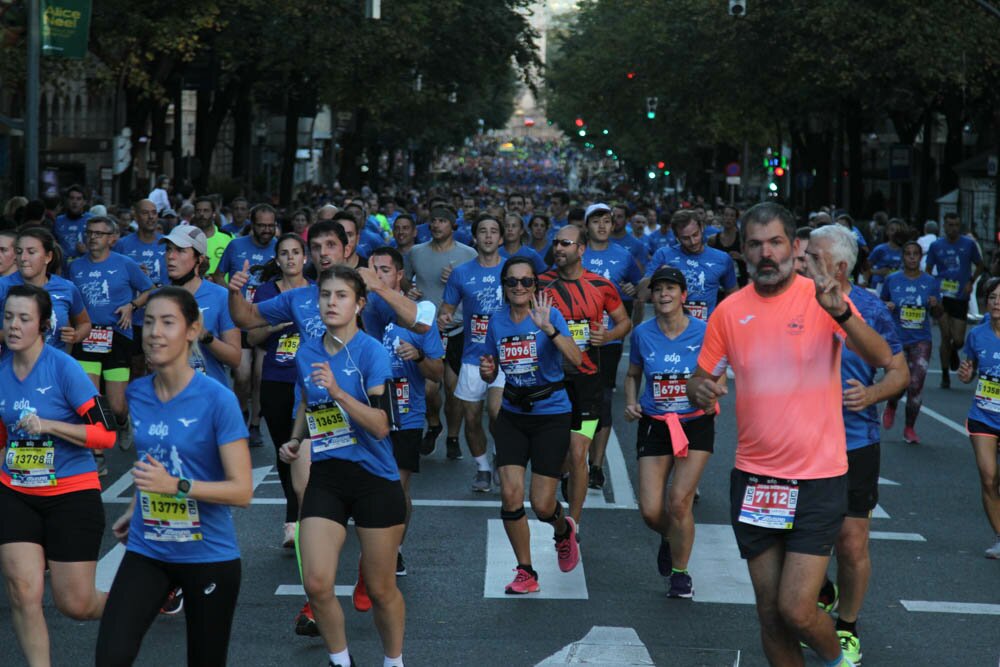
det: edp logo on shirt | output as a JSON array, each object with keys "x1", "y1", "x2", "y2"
[{"x1": 148, "y1": 422, "x2": 169, "y2": 438}]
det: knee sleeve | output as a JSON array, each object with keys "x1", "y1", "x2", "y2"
[
  {"x1": 501, "y1": 506, "x2": 525, "y2": 522},
  {"x1": 535, "y1": 502, "x2": 563, "y2": 524}
]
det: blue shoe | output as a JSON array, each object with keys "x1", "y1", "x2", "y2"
[{"x1": 667, "y1": 571, "x2": 693, "y2": 599}]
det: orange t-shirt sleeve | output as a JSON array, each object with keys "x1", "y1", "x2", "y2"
[{"x1": 697, "y1": 311, "x2": 729, "y2": 376}]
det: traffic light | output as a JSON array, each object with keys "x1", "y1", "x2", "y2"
[
  {"x1": 774, "y1": 167, "x2": 785, "y2": 177},
  {"x1": 656, "y1": 161, "x2": 665, "y2": 169},
  {"x1": 578, "y1": 129, "x2": 586, "y2": 137},
  {"x1": 647, "y1": 171, "x2": 657, "y2": 180},
  {"x1": 729, "y1": 0, "x2": 746, "y2": 17},
  {"x1": 646, "y1": 97, "x2": 658, "y2": 120},
  {"x1": 627, "y1": 71, "x2": 636, "y2": 80},
  {"x1": 575, "y1": 117, "x2": 585, "y2": 128}
]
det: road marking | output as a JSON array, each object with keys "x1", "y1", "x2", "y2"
[
  {"x1": 878, "y1": 476, "x2": 900, "y2": 486},
  {"x1": 102, "y1": 470, "x2": 134, "y2": 502},
  {"x1": 872, "y1": 504, "x2": 890, "y2": 519},
  {"x1": 869, "y1": 531, "x2": 925, "y2": 542},
  {"x1": 688, "y1": 524, "x2": 754, "y2": 605},
  {"x1": 901, "y1": 600, "x2": 1000, "y2": 615},
  {"x1": 605, "y1": 428, "x2": 638, "y2": 509},
  {"x1": 251, "y1": 465, "x2": 272, "y2": 490},
  {"x1": 95, "y1": 543, "x2": 126, "y2": 592},
  {"x1": 484, "y1": 519, "x2": 588, "y2": 599},
  {"x1": 257, "y1": 480, "x2": 283, "y2": 485},
  {"x1": 536, "y1": 626, "x2": 654, "y2": 666},
  {"x1": 899, "y1": 397, "x2": 965, "y2": 438},
  {"x1": 275, "y1": 584, "x2": 354, "y2": 597}
]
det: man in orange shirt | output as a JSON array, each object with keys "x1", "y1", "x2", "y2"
[{"x1": 689, "y1": 202, "x2": 891, "y2": 667}]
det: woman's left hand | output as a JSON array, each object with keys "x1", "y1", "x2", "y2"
[{"x1": 133, "y1": 454, "x2": 179, "y2": 496}]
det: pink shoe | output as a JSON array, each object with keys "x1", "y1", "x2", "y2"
[
  {"x1": 555, "y1": 516, "x2": 580, "y2": 572},
  {"x1": 903, "y1": 426, "x2": 920, "y2": 444},
  {"x1": 504, "y1": 566, "x2": 540, "y2": 594},
  {"x1": 882, "y1": 405, "x2": 896, "y2": 430}
]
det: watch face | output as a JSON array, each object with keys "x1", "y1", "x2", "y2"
[{"x1": 178, "y1": 479, "x2": 191, "y2": 494}]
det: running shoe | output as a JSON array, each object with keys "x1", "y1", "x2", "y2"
[
  {"x1": 160, "y1": 587, "x2": 183, "y2": 615},
  {"x1": 504, "y1": 566, "x2": 540, "y2": 594},
  {"x1": 353, "y1": 566, "x2": 372, "y2": 612},
  {"x1": 838, "y1": 630, "x2": 862, "y2": 665},
  {"x1": 328, "y1": 657, "x2": 356, "y2": 667},
  {"x1": 118, "y1": 416, "x2": 134, "y2": 451},
  {"x1": 282, "y1": 522, "x2": 295, "y2": 549},
  {"x1": 667, "y1": 571, "x2": 694, "y2": 599},
  {"x1": 472, "y1": 470, "x2": 492, "y2": 493},
  {"x1": 492, "y1": 454, "x2": 500, "y2": 488},
  {"x1": 902, "y1": 426, "x2": 920, "y2": 444},
  {"x1": 950, "y1": 348, "x2": 960, "y2": 371},
  {"x1": 294, "y1": 601, "x2": 319, "y2": 636},
  {"x1": 656, "y1": 539, "x2": 673, "y2": 577},
  {"x1": 396, "y1": 552, "x2": 407, "y2": 577},
  {"x1": 94, "y1": 452, "x2": 108, "y2": 477},
  {"x1": 940, "y1": 372, "x2": 951, "y2": 389},
  {"x1": 555, "y1": 517, "x2": 580, "y2": 572},
  {"x1": 420, "y1": 424, "x2": 442, "y2": 455},
  {"x1": 881, "y1": 404, "x2": 896, "y2": 430},
  {"x1": 694, "y1": 486, "x2": 701, "y2": 503},
  {"x1": 248, "y1": 424, "x2": 264, "y2": 448},
  {"x1": 817, "y1": 579, "x2": 839, "y2": 613},
  {"x1": 446, "y1": 437, "x2": 463, "y2": 460},
  {"x1": 588, "y1": 464, "x2": 605, "y2": 490},
  {"x1": 985, "y1": 536, "x2": 1000, "y2": 559}
]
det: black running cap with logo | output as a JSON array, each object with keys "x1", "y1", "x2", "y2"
[{"x1": 649, "y1": 266, "x2": 687, "y2": 291}]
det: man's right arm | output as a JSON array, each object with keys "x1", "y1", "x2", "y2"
[{"x1": 227, "y1": 259, "x2": 269, "y2": 329}]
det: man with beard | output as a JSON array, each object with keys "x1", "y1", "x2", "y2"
[
  {"x1": 54, "y1": 184, "x2": 90, "y2": 262},
  {"x1": 215, "y1": 204, "x2": 279, "y2": 446},
  {"x1": 191, "y1": 197, "x2": 232, "y2": 275},
  {"x1": 689, "y1": 202, "x2": 891, "y2": 667}
]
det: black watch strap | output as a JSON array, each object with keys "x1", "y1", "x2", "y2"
[{"x1": 833, "y1": 306, "x2": 852, "y2": 324}]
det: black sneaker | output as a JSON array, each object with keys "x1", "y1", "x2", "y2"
[
  {"x1": 328, "y1": 656, "x2": 356, "y2": 667},
  {"x1": 446, "y1": 437, "x2": 463, "y2": 460},
  {"x1": 941, "y1": 372, "x2": 951, "y2": 389},
  {"x1": 420, "y1": 424, "x2": 442, "y2": 455},
  {"x1": 160, "y1": 587, "x2": 183, "y2": 615},
  {"x1": 396, "y1": 552, "x2": 407, "y2": 577},
  {"x1": 248, "y1": 424, "x2": 264, "y2": 448},
  {"x1": 588, "y1": 465, "x2": 605, "y2": 490},
  {"x1": 950, "y1": 348, "x2": 960, "y2": 371},
  {"x1": 94, "y1": 452, "x2": 108, "y2": 477},
  {"x1": 294, "y1": 601, "x2": 319, "y2": 636},
  {"x1": 657, "y1": 539, "x2": 672, "y2": 577}
]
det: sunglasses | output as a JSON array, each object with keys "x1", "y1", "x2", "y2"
[
  {"x1": 502, "y1": 277, "x2": 537, "y2": 288},
  {"x1": 553, "y1": 239, "x2": 579, "y2": 248}
]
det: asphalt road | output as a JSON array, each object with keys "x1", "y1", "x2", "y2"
[{"x1": 1, "y1": 327, "x2": 999, "y2": 666}]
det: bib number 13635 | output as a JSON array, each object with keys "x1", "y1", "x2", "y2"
[{"x1": 738, "y1": 479, "x2": 798, "y2": 530}]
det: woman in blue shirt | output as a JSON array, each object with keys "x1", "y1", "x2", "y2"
[
  {"x1": 247, "y1": 233, "x2": 311, "y2": 549},
  {"x1": 96, "y1": 286, "x2": 252, "y2": 666},
  {"x1": 957, "y1": 276, "x2": 1000, "y2": 560},
  {"x1": 479, "y1": 256, "x2": 583, "y2": 594},
  {"x1": 624, "y1": 266, "x2": 714, "y2": 600},
  {"x1": 278, "y1": 266, "x2": 406, "y2": 667}
]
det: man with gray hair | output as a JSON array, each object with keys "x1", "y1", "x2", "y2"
[
  {"x1": 689, "y1": 202, "x2": 891, "y2": 667},
  {"x1": 808, "y1": 224, "x2": 908, "y2": 666},
  {"x1": 917, "y1": 220, "x2": 939, "y2": 270}
]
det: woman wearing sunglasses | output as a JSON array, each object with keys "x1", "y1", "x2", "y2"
[{"x1": 479, "y1": 257, "x2": 583, "y2": 594}]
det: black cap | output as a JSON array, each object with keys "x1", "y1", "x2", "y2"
[{"x1": 649, "y1": 266, "x2": 687, "y2": 291}]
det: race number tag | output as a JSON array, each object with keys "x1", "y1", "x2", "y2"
[
  {"x1": 140, "y1": 491, "x2": 203, "y2": 542},
  {"x1": 470, "y1": 314, "x2": 490, "y2": 344},
  {"x1": 5, "y1": 440, "x2": 56, "y2": 488},
  {"x1": 975, "y1": 374, "x2": 1000, "y2": 413},
  {"x1": 275, "y1": 333, "x2": 300, "y2": 363},
  {"x1": 738, "y1": 479, "x2": 799, "y2": 529},
  {"x1": 685, "y1": 300, "x2": 709, "y2": 321},
  {"x1": 940, "y1": 279, "x2": 960, "y2": 298},
  {"x1": 499, "y1": 334, "x2": 538, "y2": 376},
  {"x1": 306, "y1": 402, "x2": 357, "y2": 453},
  {"x1": 651, "y1": 373, "x2": 689, "y2": 411},
  {"x1": 245, "y1": 285, "x2": 257, "y2": 303},
  {"x1": 567, "y1": 319, "x2": 591, "y2": 350},
  {"x1": 82, "y1": 326, "x2": 113, "y2": 354},
  {"x1": 394, "y1": 377, "x2": 411, "y2": 414},
  {"x1": 899, "y1": 305, "x2": 926, "y2": 329}
]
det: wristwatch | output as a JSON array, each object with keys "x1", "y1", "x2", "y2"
[
  {"x1": 201, "y1": 331, "x2": 215, "y2": 345},
  {"x1": 175, "y1": 477, "x2": 192, "y2": 500}
]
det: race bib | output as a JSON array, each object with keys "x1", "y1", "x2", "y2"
[
  {"x1": 470, "y1": 314, "x2": 490, "y2": 344},
  {"x1": 899, "y1": 305, "x2": 926, "y2": 329},
  {"x1": 5, "y1": 440, "x2": 56, "y2": 487},
  {"x1": 394, "y1": 377, "x2": 411, "y2": 414},
  {"x1": 685, "y1": 300, "x2": 709, "y2": 321},
  {"x1": 245, "y1": 284, "x2": 257, "y2": 303},
  {"x1": 82, "y1": 326, "x2": 113, "y2": 354},
  {"x1": 567, "y1": 319, "x2": 591, "y2": 351},
  {"x1": 499, "y1": 334, "x2": 539, "y2": 376},
  {"x1": 651, "y1": 373, "x2": 689, "y2": 411},
  {"x1": 140, "y1": 491, "x2": 203, "y2": 542},
  {"x1": 975, "y1": 374, "x2": 1000, "y2": 413},
  {"x1": 306, "y1": 402, "x2": 357, "y2": 453},
  {"x1": 738, "y1": 478, "x2": 799, "y2": 529},
  {"x1": 940, "y1": 279, "x2": 960, "y2": 298},
  {"x1": 275, "y1": 333, "x2": 300, "y2": 363}
]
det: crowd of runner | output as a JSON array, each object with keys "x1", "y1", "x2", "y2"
[{"x1": 0, "y1": 180, "x2": 997, "y2": 667}]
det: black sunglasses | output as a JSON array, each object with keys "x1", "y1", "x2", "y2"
[
  {"x1": 553, "y1": 239, "x2": 579, "y2": 247},
  {"x1": 502, "y1": 277, "x2": 537, "y2": 288}
]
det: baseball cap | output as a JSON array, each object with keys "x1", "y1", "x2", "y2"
[
  {"x1": 584, "y1": 203, "x2": 611, "y2": 221},
  {"x1": 159, "y1": 224, "x2": 207, "y2": 255},
  {"x1": 161, "y1": 208, "x2": 178, "y2": 218},
  {"x1": 649, "y1": 266, "x2": 687, "y2": 291},
  {"x1": 89, "y1": 204, "x2": 107, "y2": 217}
]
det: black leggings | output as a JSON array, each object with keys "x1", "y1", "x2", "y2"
[
  {"x1": 260, "y1": 379, "x2": 299, "y2": 522},
  {"x1": 95, "y1": 551, "x2": 241, "y2": 666}
]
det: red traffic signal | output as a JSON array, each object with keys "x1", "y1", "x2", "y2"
[
  {"x1": 774, "y1": 167, "x2": 785, "y2": 177},
  {"x1": 627, "y1": 71, "x2": 636, "y2": 80},
  {"x1": 575, "y1": 118, "x2": 585, "y2": 127},
  {"x1": 656, "y1": 161, "x2": 665, "y2": 169}
]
